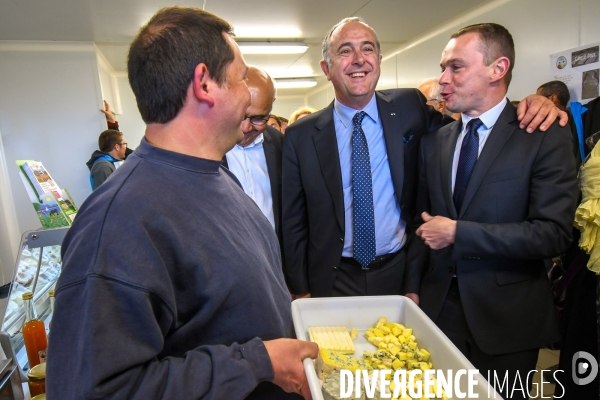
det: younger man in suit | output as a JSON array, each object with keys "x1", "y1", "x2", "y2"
[{"x1": 408, "y1": 23, "x2": 578, "y2": 399}]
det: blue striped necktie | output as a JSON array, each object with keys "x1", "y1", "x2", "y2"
[
  {"x1": 453, "y1": 118, "x2": 484, "y2": 212},
  {"x1": 352, "y1": 111, "x2": 376, "y2": 268}
]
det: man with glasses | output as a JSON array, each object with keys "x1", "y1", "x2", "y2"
[
  {"x1": 86, "y1": 129, "x2": 128, "y2": 190},
  {"x1": 224, "y1": 66, "x2": 284, "y2": 239},
  {"x1": 418, "y1": 77, "x2": 457, "y2": 122}
]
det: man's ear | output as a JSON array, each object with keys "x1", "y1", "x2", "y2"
[
  {"x1": 490, "y1": 56, "x2": 510, "y2": 84},
  {"x1": 320, "y1": 60, "x2": 331, "y2": 81},
  {"x1": 192, "y1": 63, "x2": 215, "y2": 107}
]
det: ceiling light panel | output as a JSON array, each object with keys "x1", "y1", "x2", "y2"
[
  {"x1": 275, "y1": 78, "x2": 318, "y2": 89},
  {"x1": 234, "y1": 26, "x2": 303, "y2": 39},
  {"x1": 238, "y1": 42, "x2": 308, "y2": 55}
]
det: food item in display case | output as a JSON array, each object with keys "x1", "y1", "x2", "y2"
[
  {"x1": 308, "y1": 326, "x2": 355, "y2": 353},
  {"x1": 22, "y1": 292, "x2": 48, "y2": 368},
  {"x1": 14, "y1": 245, "x2": 61, "y2": 289}
]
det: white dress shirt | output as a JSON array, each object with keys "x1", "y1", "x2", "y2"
[
  {"x1": 452, "y1": 98, "x2": 508, "y2": 191},
  {"x1": 226, "y1": 133, "x2": 275, "y2": 229}
]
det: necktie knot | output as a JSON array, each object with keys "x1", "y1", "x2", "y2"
[
  {"x1": 466, "y1": 118, "x2": 484, "y2": 135},
  {"x1": 353, "y1": 111, "x2": 367, "y2": 126}
]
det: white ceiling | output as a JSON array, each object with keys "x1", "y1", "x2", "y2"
[{"x1": 1, "y1": 0, "x2": 492, "y2": 96}]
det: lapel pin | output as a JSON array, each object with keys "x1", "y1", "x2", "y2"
[{"x1": 391, "y1": 113, "x2": 396, "y2": 116}]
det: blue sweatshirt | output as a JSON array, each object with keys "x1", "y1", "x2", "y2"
[{"x1": 47, "y1": 138, "x2": 298, "y2": 399}]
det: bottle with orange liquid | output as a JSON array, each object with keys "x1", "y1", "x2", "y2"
[{"x1": 22, "y1": 292, "x2": 47, "y2": 368}]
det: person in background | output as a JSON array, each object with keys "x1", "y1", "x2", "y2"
[
  {"x1": 537, "y1": 80, "x2": 570, "y2": 112},
  {"x1": 280, "y1": 116, "x2": 289, "y2": 133},
  {"x1": 409, "y1": 23, "x2": 577, "y2": 399},
  {"x1": 536, "y1": 80, "x2": 584, "y2": 169},
  {"x1": 417, "y1": 78, "x2": 446, "y2": 114},
  {"x1": 268, "y1": 114, "x2": 283, "y2": 131},
  {"x1": 288, "y1": 107, "x2": 317, "y2": 125},
  {"x1": 418, "y1": 77, "x2": 456, "y2": 123},
  {"x1": 86, "y1": 129, "x2": 127, "y2": 190},
  {"x1": 48, "y1": 7, "x2": 316, "y2": 399},
  {"x1": 100, "y1": 100, "x2": 133, "y2": 158},
  {"x1": 223, "y1": 66, "x2": 285, "y2": 244},
  {"x1": 281, "y1": 16, "x2": 565, "y2": 300}
]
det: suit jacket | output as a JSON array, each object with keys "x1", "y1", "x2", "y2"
[
  {"x1": 282, "y1": 89, "x2": 444, "y2": 297},
  {"x1": 222, "y1": 126, "x2": 284, "y2": 241},
  {"x1": 411, "y1": 103, "x2": 578, "y2": 355}
]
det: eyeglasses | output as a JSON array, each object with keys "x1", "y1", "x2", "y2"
[
  {"x1": 243, "y1": 115, "x2": 269, "y2": 127},
  {"x1": 119, "y1": 142, "x2": 128, "y2": 147},
  {"x1": 427, "y1": 98, "x2": 442, "y2": 103}
]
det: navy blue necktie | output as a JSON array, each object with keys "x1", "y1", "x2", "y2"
[
  {"x1": 352, "y1": 111, "x2": 376, "y2": 268},
  {"x1": 453, "y1": 118, "x2": 484, "y2": 212}
]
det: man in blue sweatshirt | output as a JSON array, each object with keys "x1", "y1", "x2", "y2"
[{"x1": 47, "y1": 6, "x2": 317, "y2": 399}]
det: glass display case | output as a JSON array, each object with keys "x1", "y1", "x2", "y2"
[{"x1": 0, "y1": 228, "x2": 68, "y2": 375}]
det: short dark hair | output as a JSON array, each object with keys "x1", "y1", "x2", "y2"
[
  {"x1": 279, "y1": 116, "x2": 288, "y2": 123},
  {"x1": 98, "y1": 130, "x2": 123, "y2": 152},
  {"x1": 269, "y1": 114, "x2": 282, "y2": 127},
  {"x1": 128, "y1": 7, "x2": 235, "y2": 124},
  {"x1": 451, "y1": 23, "x2": 515, "y2": 85},
  {"x1": 538, "y1": 80, "x2": 570, "y2": 108}
]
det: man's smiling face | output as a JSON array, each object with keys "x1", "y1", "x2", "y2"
[{"x1": 320, "y1": 21, "x2": 382, "y2": 110}]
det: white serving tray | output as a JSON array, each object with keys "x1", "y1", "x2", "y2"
[{"x1": 292, "y1": 296, "x2": 502, "y2": 400}]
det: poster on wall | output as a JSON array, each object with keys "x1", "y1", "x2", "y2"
[{"x1": 550, "y1": 42, "x2": 600, "y2": 104}]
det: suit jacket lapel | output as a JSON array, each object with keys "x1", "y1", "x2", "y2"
[
  {"x1": 458, "y1": 104, "x2": 518, "y2": 218},
  {"x1": 377, "y1": 92, "x2": 404, "y2": 197},
  {"x1": 221, "y1": 155, "x2": 228, "y2": 169},
  {"x1": 441, "y1": 121, "x2": 462, "y2": 219},
  {"x1": 313, "y1": 102, "x2": 345, "y2": 230},
  {"x1": 262, "y1": 129, "x2": 281, "y2": 234}
]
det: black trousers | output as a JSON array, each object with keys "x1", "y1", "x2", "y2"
[
  {"x1": 436, "y1": 279, "x2": 539, "y2": 400},
  {"x1": 331, "y1": 249, "x2": 405, "y2": 296}
]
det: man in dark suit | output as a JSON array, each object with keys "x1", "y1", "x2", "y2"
[
  {"x1": 223, "y1": 66, "x2": 284, "y2": 240},
  {"x1": 282, "y1": 17, "x2": 567, "y2": 299},
  {"x1": 409, "y1": 23, "x2": 578, "y2": 399}
]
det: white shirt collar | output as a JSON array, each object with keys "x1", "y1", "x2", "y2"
[
  {"x1": 234, "y1": 132, "x2": 264, "y2": 150},
  {"x1": 461, "y1": 97, "x2": 507, "y2": 131}
]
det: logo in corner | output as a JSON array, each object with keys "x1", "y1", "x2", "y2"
[{"x1": 572, "y1": 351, "x2": 598, "y2": 385}]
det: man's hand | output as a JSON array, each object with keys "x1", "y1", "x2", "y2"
[
  {"x1": 416, "y1": 212, "x2": 457, "y2": 250},
  {"x1": 101, "y1": 100, "x2": 116, "y2": 123},
  {"x1": 517, "y1": 94, "x2": 568, "y2": 133},
  {"x1": 405, "y1": 293, "x2": 420, "y2": 305},
  {"x1": 291, "y1": 293, "x2": 311, "y2": 300},
  {"x1": 264, "y1": 339, "x2": 319, "y2": 399}
]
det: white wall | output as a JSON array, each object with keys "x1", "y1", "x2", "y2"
[
  {"x1": 306, "y1": 85, "x2": 335, "y2": 110},
  {"x1": 271, "y1": 95, "x2": 306, "y2": 121},
  {"x1": 0, "y1": 41, "x2": 105, "y2": 280},
  {"x1": 393, "y1": 0, "x2": 600, "y2": 101},
  {"x1": 114, "y1": 75, "x2": 145, "y2": 149}
]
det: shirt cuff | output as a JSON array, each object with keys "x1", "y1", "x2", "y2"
[{"x1": 239, "y1": 337, "x2": 274, "y2": 383}]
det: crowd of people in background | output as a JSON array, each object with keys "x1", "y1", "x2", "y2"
[{"x1": 62, "y1": 5, "x2": 600, "y2": 399}]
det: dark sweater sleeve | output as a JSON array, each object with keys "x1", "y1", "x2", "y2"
[
  {"x1": 46, "y1": 276, "x2": 274, "y2": 399},
  {"x1": 91, "y1": 161, "x2": 115, "y2": 190}
]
